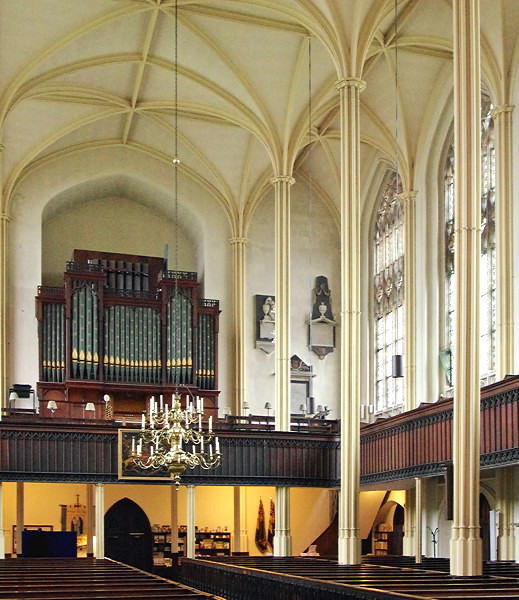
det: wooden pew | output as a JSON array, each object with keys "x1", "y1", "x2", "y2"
[
  {"x1": 178, "y1": 555, "x2": 519, "y2": 600},
  {"x1": 0, "y1": 558, "x2": 222, "y2": 600}
]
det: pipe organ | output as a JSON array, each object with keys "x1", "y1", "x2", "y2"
[{"x1": 36, "y1": 250, "x2": 220, "y2": 419}]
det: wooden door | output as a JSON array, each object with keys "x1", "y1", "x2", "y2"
[{"x1": 104, "y1": 497, "x2": 153, "y2": 572}]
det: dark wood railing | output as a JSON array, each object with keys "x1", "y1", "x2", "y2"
[
  {"x1": 1, "y1": 376, "x2": 519, "y2": 487},
  {"x1": 0, "y1": 420, "x2": 339, "y2": 487},
  {"x1": 360, "y1": 375, "x2": 519, "y2": 484}
]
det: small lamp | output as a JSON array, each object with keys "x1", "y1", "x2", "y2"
[
  {"x1": 47, "y1": 400, "x2": 57, "y2": 414},
  {"x1": 299, "y1": 403, "x2": 306, "y2": 416},
  {"x1": 242, "y1": 401, "x2": 250, "y2": 416},
  {"x1": 264, "y1": 402, "x2": 272, "y2": 417},
  {"x1": 392, "y1": 354, "x2": 404, "y2": 378},
  {"x1": 85, "y1": 402, "x2": 95, "y2": 416}
]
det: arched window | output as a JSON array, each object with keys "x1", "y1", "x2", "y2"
[
  {"x1": 442, "y1": 96, "x2": 496, "y2": 388},
  {"x1": 373, "y1": 173, "x2": 404, "y2": 414},
  {"x1": 479, "y1": 97, "x2": 496, "y2": 379}
]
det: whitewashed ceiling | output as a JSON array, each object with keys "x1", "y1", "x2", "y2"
[{"x1": 1, "y1": 0, "x2": 517, "y2": 235}]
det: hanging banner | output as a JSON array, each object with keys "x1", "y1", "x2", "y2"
[
  {"x1": 267, "y1": 498, "x2": 275, "y2": 552},
  {"x1": 254, "y1": 498, "x2": 268, "y2": 553}
]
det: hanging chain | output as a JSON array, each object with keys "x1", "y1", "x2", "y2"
[
  {"x1": 307, "y1": 34, "x2": 314, "y2": 318},
  {"x1": 394, "y1": 0, "x2": 399, "y2": 185},
  {"x1": 173, "y1": 0, "x2": 180, "y2": 279},
  {"x1": 173, "y1": 0, "x2": 180, "y2": 395}
]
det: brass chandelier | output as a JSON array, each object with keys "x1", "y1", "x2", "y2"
[{"x1": 132, "y1": 394, "x2": 221, "y2": 487}]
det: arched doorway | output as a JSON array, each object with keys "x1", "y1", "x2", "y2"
[
  {"x1": 104, "y1": 498, "x2": 153, "y2": 571},
  {"x1": 480, "y1": 493, "x2": 491, "y2": 562},
  {"x1": 371, "y1": 500, "x2": 405, "y2": 556},
  {"x1": 389, "y1": 504, "x2": 405, "y2": 555}
]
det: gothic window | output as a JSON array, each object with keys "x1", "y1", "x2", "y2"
[
  {"x1": 442, "y1": 96, "x2": 496, "y2": 387},
  {"x1": 373, "y1": 173, "x2": 404, "y2": 414},
  {"x1": 480, "y1": 97, "x2": 496, "y2": 378},
  {"x1": 444, "y1": 144, "x2": 455, "y2": 383}
]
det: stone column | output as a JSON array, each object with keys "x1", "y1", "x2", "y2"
[
  {"x1": 170, "y1": 486, "x2": 179, "y2": 553},
  {"x1": 402, "y1": 488, "x2": 415, "y2": 557},
  {"x1": 270, "y1": 175, "x2": 295, "y2": 432},
  {"x1": 186, "y1": 485, "x2": 196, "y2": 559},
  {"x1": 400, "y1": 191, "x2": 418, "y2": 411},
  {"x1": 270, "y1": 175, "x2": 294, "y2": 557},
  {"x1": 497, "y1": 467, "x2": 515, "y2": 560},
  {"x1": 16, "y1": 482, "x2": 23, "y2": 556},
  {"x1": 415, "y1": 478, "x2": 422, "y2": 563},
  {"x1": 233, "y1": 486, "x2": 248, "y2": 554},
  {"x1": 335, "y1": 77, "x2": 365, "y2": 565},
  {"x1": 94, "y1": 483, "x2": 105, "y2": 558},
  {"x1": 0, "y1": 212, "x2": 10, "y2": 416},
  {"x1": 0, "y1": 483, "x2": 4, "y2": 558},
  {"x1": 491, "y1": 104, "x2": 515, "y2": 378},
  {"x1": 230, "y1": 237, "x2": 248, "y2": 416},
  {"x1": 450, "y1": 0, "x2": 482, "y2": 576},
  {"x1": 273, "y1": 487, "x2": 291, "y2": 557},
  {"x1": 86, "y1": 484, "x2": 95, "y2": 556}
]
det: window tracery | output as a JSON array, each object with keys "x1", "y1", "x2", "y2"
[
  {"x1": 373, "y1": 172, "x2": 404, "y2": 414},
  {"x1": 442, "y1": 96, "x2": 496, "y2": 388}
]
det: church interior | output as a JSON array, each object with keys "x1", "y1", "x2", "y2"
[{"x1": 1, "y1": 0, "x2": 519, "y2": 597}]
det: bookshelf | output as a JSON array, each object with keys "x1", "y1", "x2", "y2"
[
  {"x1": 152, "y1": 528, "x2": 232, "y2": 564},
  {"x1": 195, "y1": 531, "x2": 231, "y2": 556},
  {"x1": 373, "y1": 523, "x2": 391, "y2": 556},
  {"x1": 152, "y1": 529, "x2": 186, "y2": 566}
]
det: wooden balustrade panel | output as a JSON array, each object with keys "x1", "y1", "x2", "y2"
[
  {"x1": 2, "y1": 376, "x2": 519, "y2": 486},
  {"x1": 0, "y1": 425, "x2": 340, "y2": 487},
  {"x1": 360, "y1": 376, "x2": 519, "y2": 483}
]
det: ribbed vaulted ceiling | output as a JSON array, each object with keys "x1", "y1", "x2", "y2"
[{"x1": 1, "y1": 0, "x2": 517, "y2": 234}]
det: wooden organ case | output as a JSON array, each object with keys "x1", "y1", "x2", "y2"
[{"x1": 36, "y1": 250, "x2": 220, "y2": 420}]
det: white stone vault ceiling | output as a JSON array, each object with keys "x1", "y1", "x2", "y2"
[{"x1": 0, "y1": 0, "x2": 517, "y2": 235}]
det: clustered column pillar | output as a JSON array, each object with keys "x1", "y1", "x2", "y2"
[
  {"x1": 450, "y1": 0, "x2": 482, "y2": 576},
  {"x1": 400, "y1": 191, "x2": 418, "y2": 412},
  {"x1": 229, "y1": 235, "x2": 249, "y2": 553},
  {"x1": 335, "y1": 77, "x2": 365, "y2": 565},
  {"x1": 271, "y1": 175, "x2": 295, "y2": 432},
  {"x1": 86, "y1": 484, "x2": 95, "y2": 557},
  {"x1": 230, "y1": 236, "x2": 248, "y2": 416},
  {"x1": 270, "y1": 174, "x2": 294, "y2": 557},
  {"x1": 497, "y1": 467, "x2": 516, "y2": 560},
  {"x1": 186, "y1": 485, "x2": 196, "y2": 559},
  {"x1": 0, "y1": 211, "x2": 10, "y2": 416},
  {"x1": 415, "y1": 478, "x2": 422, "y2": 563},
  {"x1": 233, "y1": 486, "x2": 249, "y2": 554},
  {"x1": 95, "y1": 483, "x2": 105, "y2": 558},
  {"x1": 491, "y1": 104, "x2": 515, "y2": 378}
]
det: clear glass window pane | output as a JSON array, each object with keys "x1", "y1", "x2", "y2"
[
  {"x1": 443, "y1": 96, "x2": 496, "y2": 386},
  {"x1": 373, "y1": 173, "x2": 404, "y2": 412}
]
